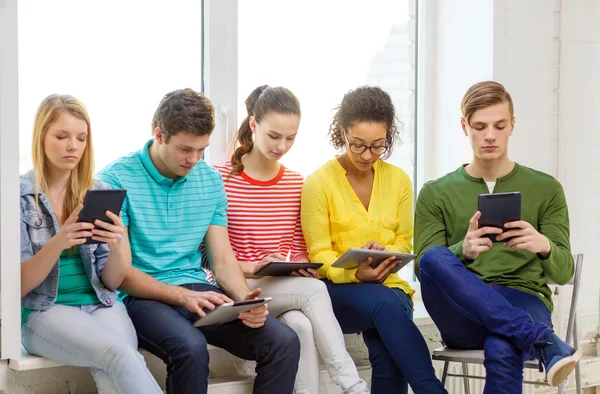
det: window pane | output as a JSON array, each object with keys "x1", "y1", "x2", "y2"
[
  {"x1": 238, "y1": 0, "x2": 416, "y2": 281},
  {"x1": 18, "y1": 0, "x2": 202, "y2": 173}
]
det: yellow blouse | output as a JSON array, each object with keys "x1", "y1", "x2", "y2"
[{"x1": 301, "y1": 157, "x2": 415, "y2": 297}]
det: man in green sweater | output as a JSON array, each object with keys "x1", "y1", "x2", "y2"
[{"x1": 414, "y1": 81, "x2": 581, "y2": 391}]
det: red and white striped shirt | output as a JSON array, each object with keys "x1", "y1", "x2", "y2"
[{"x1": 215, "y1": 161, "x2": 308, "y2": 264}]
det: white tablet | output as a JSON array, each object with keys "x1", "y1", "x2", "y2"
[
  {"x1": 193, "y1": 297, "x2": 273, "y2": 327},
  {"x1": 331, "y1": 248, "x2": 416, "y2": 273}
]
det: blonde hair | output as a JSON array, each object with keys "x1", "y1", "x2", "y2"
[
  {"x1": 461, "y1": 81, "x2": 514, "y2": 126},
  {"x1": 32, "y1": 94, "x2": 94, "y2": 225}
]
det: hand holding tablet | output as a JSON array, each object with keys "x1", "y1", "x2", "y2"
[
  {"x1": 331, "y1": 248, "x2": 416, "y2": 273},
  {"x1": 77, "y1": 189, "x2": 127, "y2": 244}
]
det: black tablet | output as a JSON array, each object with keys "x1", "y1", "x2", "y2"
[
  {"x1": 78, "y1": 189, "x2": 127, "y2": 244},
  {"x1": 478, "y1": 192, "x2": 521, "y2": 242},
  {"x1": 253, "y1": 262, "x2": 324, "y2": 277}
]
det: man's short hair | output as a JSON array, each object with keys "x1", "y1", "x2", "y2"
[
  {"x1": 152, "y1": 88, "x2": 215, "y2": 142},
  {"x1": 461, "y1": 81, "x2": 514, "y2": 126}
]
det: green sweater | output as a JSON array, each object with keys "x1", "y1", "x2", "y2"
[{"x1": 414, "y1": 163, "x2": 573, "y2": 312}]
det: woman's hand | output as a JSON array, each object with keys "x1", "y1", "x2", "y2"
[
  {"x1": 92, "y1": 211, "x2": 125, "y2": 252},
  {"x1": 291, "y1": 267, "x2": 320, "y2": 279},
  {"x1": 54, "y1": 204, "x2": 95, "y2": 250},
  {"x1": 355, "y1": 256, "x2": 400, "y2": 283}
]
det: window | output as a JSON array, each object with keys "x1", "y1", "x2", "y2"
[
  {"x1": 18, "y1": 0, "x2": 203, "y2": 173},
  {"x1": 236, "y1": 0, "x2": 417, "y2": 281}
]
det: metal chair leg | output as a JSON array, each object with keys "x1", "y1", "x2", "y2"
[
  {"x1": 574, "y1": 316, "x2": 582, "y2": 394},
  {"x1": 441, "y1": 361, "x2": 449, "y2": 385},
  {"x1": 462, "y1": 363, "x2": 470, "y2": 394},
  {"x1": 558, "y1": 381, "x2": 565, "y2": 394}
]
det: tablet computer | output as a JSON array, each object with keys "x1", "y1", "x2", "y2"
[
  {"x1": 253, "y1": 262, "x2": 324, "y2": 277},
  {"x1": 478, "y1": 191, "x2": 521, "y2": 242},
  {"x1": 77, "y1": 189, "x2": 127, "y2": 244},
  {"x1": 331, "y1": 248, "x2": 416, "y2": 273},
  {"x1": 193, "y1": 297, "x2": 273, "y2": 327}
]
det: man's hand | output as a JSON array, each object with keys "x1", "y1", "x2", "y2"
[
  {"x1": 362, "y1": 241, "x2": 386, "y2": 251},
  {"x1": 238, "y1": 288, "x2": 269, "y2": 328},
  {"x1": 179, "y1": 288, "x2": 233, "y2": 317},
  {"x1": 462, "y1": 211, "x2": 503, "y2": 261},
  {"x1": 355, "y1": 256, "x2": 400, "y2": 283},
  {"x1": 497, "y1": 220, "x2": 551, "y2": 258}
]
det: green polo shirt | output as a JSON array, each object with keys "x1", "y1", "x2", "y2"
[{"x1": 414, "y1": 163, "x2": 573, "y2": 312}]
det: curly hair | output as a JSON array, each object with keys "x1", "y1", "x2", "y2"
[{"x1": 328, "y1": 86, "x2": 400, "y2": 159}]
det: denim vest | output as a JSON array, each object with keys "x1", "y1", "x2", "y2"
[{"x1": 20, "y1": 171, "x2": 117, "y2": 310}]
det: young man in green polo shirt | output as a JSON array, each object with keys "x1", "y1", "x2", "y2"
[
  {"x1": 97, "y1": 89, "x2": 300, "y2": 394},
  {"x1": 414, "y1": 81, "x2": 581, "y2": 391}
]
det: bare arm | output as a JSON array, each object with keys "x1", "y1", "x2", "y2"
[
  {"x1": 204, "y1": 224, "x2": 250, "y2": 301},
  {"x1": 99, "y1": 221, "x2": 131, "y2": 291},
  {"x1": 22, "y1": 236, "x2": 65, "y2": 297},
  {"x1": 116, "y1": 230, "x2": 186, "y2": 305},
  {"x1": 21, "y1": 204, "x2": 94, "y2": 297}
]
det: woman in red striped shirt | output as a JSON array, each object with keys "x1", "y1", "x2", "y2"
[{"x1": 215, "y1": 85, "x2": 368, "y2": 394}]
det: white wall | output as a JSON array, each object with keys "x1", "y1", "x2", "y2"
[{"x1": 557, "y1": 0, "x2": 600, "y2": 344}]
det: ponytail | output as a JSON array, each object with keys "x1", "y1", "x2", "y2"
[{"x1": 230, "y1": 85, "x2": 269, "y2": 175}]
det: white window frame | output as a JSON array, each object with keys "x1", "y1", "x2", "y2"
[
  {"x1": 203, "y1": 0, "x2": 238, "y2": 166},
  {"x1": 0, "y1": 0, "x2": 23, "y2": 360}
]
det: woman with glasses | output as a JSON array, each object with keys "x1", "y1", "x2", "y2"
[{"x1": 301, "y1": 86, "x2": 446, "y2": 394}]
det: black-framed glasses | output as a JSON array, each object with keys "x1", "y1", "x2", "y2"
[{"x1": 343, "y1": 130, "x2": 389, "y2": 155}]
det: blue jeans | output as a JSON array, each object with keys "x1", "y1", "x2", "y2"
[
  {"x1": 22, "y1": 302, "x2": 162, "y2": 394},
  {"x1": 322, "y1": 279, "x2": 447, "y2": 394},
  {"x1": 124, "y1": 282, "x2": 300, "y2": 394},
  {"x1": 420, "y1": 246, "x2": 554, "y2": 393}
]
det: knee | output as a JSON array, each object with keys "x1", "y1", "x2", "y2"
[
  {"x1": 171, "y1": 334, "x2": 209, "y2": 367},
  {"x1": 279, "y1": 310, "x2": 314, "y2": 343},
  {"x1": 420, "y1": 246, "x2": 452, "y2": 278},
  {"x1": 270, "y1": 320, "x2": 301, "y2": 360}
]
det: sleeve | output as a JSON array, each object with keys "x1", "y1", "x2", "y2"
[
  {"x1": 20, "y1": 200, "x2": 34, "y2": 263},
  {"x1": 384, "y1": 171, "x2": 414, "y2": 254},
  {"x1": 210, "y1": 175, "x2": 228, "y2": 227},
  {"x1": 96, "y1": 169, "x2": 130, "y2": 227},
  {"x1": 538, "y1": 182, "x2": 573, "y2": 285},
  {"x1": 413, "y1": 183, "x2": 465, "y2": 279},
  {"x1": 301, "y1": 175, "x2": 360, "y2": 283}
]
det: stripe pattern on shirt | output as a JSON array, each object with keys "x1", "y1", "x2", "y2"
[{"x1": 215, "y1": 161, "x2": 308, "y2": 264}]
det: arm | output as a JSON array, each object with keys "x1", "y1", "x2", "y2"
[
  {"x1": 98, "y1": 222, "x2": 131, "y2": 291},
  {"x1": 21, "y1": 204, "x2": 94, "y2": 297},
  {"x1": 204, "y1": 224, "x2": 250, "y2": 301},
  {"x1": 301, "y1": 176, "x2": 359, "y2": 283},
  {"x1": 384, "y1": 173, "x2": 414, "y2": 254},
  {"x1": 117, "y1": 229, "x2": 189, "y2": 304},
  {"x1": 535, "y1": 186, "x2": 573, "y2": 284},
  {"x1": 414, "y1": 184, "x2": 464, "y2": 279}
]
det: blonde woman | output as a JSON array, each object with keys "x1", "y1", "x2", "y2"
[{"x1": 20, "y1": 94, "x2": 162, "y2": 394}]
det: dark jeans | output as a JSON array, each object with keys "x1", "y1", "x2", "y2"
[
  {"x1": 124, "y1": 283, "x2": 300, "y2": 394},
  {"x1": 322, "y1": 279, "x2": 447, "y2": 394},
  {"x1": 420, "y1": 246, "x2": 553, "y2": 393}
]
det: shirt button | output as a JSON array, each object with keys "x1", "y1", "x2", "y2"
[
  {"x1": 35, "y1": 218, "x2": 42, "y2": 226},
  {"x1": 106, "y1": 298, "x2": 112, "y2": 305}
]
